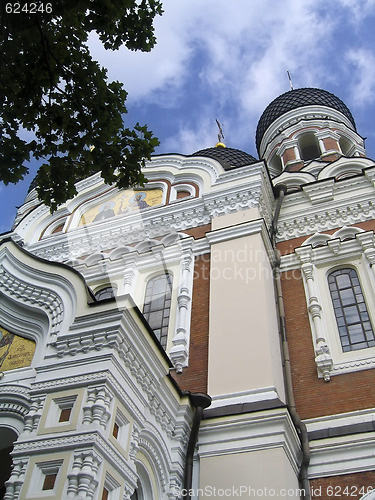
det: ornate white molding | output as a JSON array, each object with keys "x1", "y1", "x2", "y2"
[
  {"x1": 23, "y1": 396, "x2": 45, "y2": 434},
  {"x1": 298, "y1": 253, "x2": 333, "y2": 382},
  {"x1": 13, "y1": 432, "x2": 137, "y2": 479},
  {"x1": 16, "y1": 162, "x2": 274, "y2": 267},
  {"x1": 67, "y1": 449, "x2": 101, "y2": 499},
  {"x1": 169, "y1": 246, "x2": 194, "y2": 372},
  {"x1": 277, "y1": 197, "x2": 375, "y2": 242},
  {"x1": 51, "y1": 313, "x2": 180, "y2": 439},
  {"x1": 0, "y1": 264, "x2": 64, "y2": 337},
  {"x1": 287, "y1": 230, "x2": 375, "y2": 379},
  {"x1": 4, "y1": 458, "x2": 28, "y2": 500},
  {"x1": 82, "y1": 386, "x2": 113, "y2": 429}
]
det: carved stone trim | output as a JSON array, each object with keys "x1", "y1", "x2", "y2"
[
  {"x1": 169, "y1": 249, "x2": 194, "y2": 373},
  {"x1": 3, "y1": 458, "x2": 28, "y2": 500},
  {"x1": 0, "y1": 267, "x2": 64, "y2": 336},
  {"x1": 82, "y1": 386, "x2": 113, "y2": 429},
  {"x1": 297, "y1": 248, "x2": 333, "y2": 381},
  {"x1": 66, "y1": 449, "x2": 101, "y2": 499}
]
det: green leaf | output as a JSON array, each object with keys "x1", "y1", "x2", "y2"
[{"x1": 0, "y1": 0, "x2": 162, "y2": 210}]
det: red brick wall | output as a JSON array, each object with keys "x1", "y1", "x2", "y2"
[
  {"x1": 281, "y1": 268, "x2": 375, "y2": 420},
  {"x1": 171, "y1": 254, "x2": 210, "y2": 393},
  {"x1": 310, "y1": 471, "x2": 375, "y2": 500},
  {"x1": 184, "y1": 223, "x2": 211, "y2": 240},
  {"x1": 323, "y1": 137, "x2": 340, "y2": 153},
  {"x1": 283, "y1": 148, "x2": 298, "y2": 165}
]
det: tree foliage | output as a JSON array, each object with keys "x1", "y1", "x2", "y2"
[{"x1": 0, "y1": 0, "x2": 162, "y2": 211}]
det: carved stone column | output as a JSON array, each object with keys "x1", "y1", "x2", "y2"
[
  {"x1": 82, "y1": 386, "x2": 113, "y2": 428},
  {"x1": 4, "y1": 459, "x2": 28, "y2": 500},
  {"x1": 169, "y1": 250, "x2": 194, "y2": 373},
  {"x1": 23, "y1": 396, "x2": 45, "y2": 434},
  {"x1": 296, "y1": 248, "x2": 333, "y2": 381},
  {"x1": 67, "y1": 450, "x2": 100, "y2": 499},
  {"x1": 123, "y1": 263, "x2": 137, "y2": 297},
  {"x1": 358, "y1": 232, "x2": 375, "y2": 276}
]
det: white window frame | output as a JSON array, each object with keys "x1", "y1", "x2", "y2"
[
  {"x1": 109, "y1": 408, "x2": 130, "y2": 452},
  {"x1": 132, "y1": 237, "x2": 195, "y2": 373},
  {"x1": 45, "y1": 395, "x2": 77, "y2": 427},
  {"x1": 101, "y1": 473, "x2": 121, "y2": 500},
  {"x1": 293, "y1": 228, "x2": 375, "y2": 380},
  {"x1": 28, "y1": 459, "x2": 63, "y2": 498}
]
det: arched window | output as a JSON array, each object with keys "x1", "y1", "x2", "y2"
[
  {"x1": 299, "y1": 133, "x2": 320, "y2": 161},
  {"x1": 95, "y1": 286, "x2": 117, "y2": 301},
  {"x1": 339, "y1": 135, "x2": 352, "y2": 156},
  {"x1": 131, "y1": 460, "x2": 156, "y2": 500},
  {"x1": 328, "y1": 268, "x2": 375, "y2": 352},
  {"x1": 142, "y1": 273, "x2": 173, "y2": 349}
]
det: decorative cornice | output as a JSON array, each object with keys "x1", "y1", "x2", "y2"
[
  {"x1": 43, "y1": 309, "x2": 187, "y2": 438},
  {"x1": 12, "y1": 431, "x2": 138, "y2": 483},
  {"x1": 206, "y1": 219, "x2": 275, "y2": 265},
  {"x1": 277, "y1": 190, "x2": 375, "y2": 242},
  {"x1": 15, "y1": 163, "x2": 274, "y2": 265},
  {"x1": 0, "y1": 265, "x2": 64, "y2": 336}
]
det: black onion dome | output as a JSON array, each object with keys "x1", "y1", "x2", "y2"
[
  {"x1": 191, "y1": 146, "x2": 258, "y2": 170},
  {"x1": 256, "y1": 88, "x2": 356, "y2": 153}
]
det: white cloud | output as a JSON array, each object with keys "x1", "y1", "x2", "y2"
[
  {"x1": 346, "y1": 48, "x2": 375, "y2": 105},
  {"x1": 162, "y1": 116, "x2": 219, "y2": 154},
  {"x1": 335, "y1": 0, "x2": 375, "y2": 24},
  {"x1": 88, "y1": 0, "x2": 375, "y2": 155}
]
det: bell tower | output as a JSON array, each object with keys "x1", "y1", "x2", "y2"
[{"x1": 256, "y1": 88, "x2": 366, "y2": 177}]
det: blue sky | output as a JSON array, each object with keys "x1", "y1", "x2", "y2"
[{"x1": 2, "y1": 0, "x2": 375, "y2": 233}]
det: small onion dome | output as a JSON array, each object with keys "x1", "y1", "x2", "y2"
[
  {"x1": 191, "y1": 146, "x2": 258, "y2": 170},
  {"x1": 256, "y1": 87, "x2": 356, "y2": 154}
]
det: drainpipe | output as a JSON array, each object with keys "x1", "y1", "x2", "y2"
[
  {"x1": 272, "y1": 185, "x2": 311, "y2": 500},
  {"x1": 183, "y1": 392, "x2": 212, "y2": 499}
]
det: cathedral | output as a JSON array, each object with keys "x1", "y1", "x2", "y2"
[{"x1": 1, "y1": 87, "x2": 375, "y2": 499}]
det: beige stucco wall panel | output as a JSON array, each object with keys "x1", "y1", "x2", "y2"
[
  {"x1": 208, "y1": 231, "x2": 284, "y2": 398},
  {"x1": 199, "y1": 448, "x2": 301, "y2": 498},
  {"x1": 212, "y1": 208, "x2": 261, "y2": 231}
]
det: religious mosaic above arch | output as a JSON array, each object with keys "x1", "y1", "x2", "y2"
[
  {"x1": 79, "y1": 189, "x2": 163, "y2": 226},
  {"x1": 0, "y1": 326, "x2": 36, "y2": 372}
]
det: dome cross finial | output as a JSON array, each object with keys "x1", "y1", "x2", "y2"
[
  {"x1": 287, "y1": 70, "x2": 294, "y2": 91},
  {"x1": 215, "y1": 119, "x2": 225, "y2": 147}
]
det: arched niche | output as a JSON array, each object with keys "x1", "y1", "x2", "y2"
[
  {"x1": 299, "y1": 133, "x2": 321, "y2": 161},
  {"x1": 0, "y1": 427, "x2": 18, "y2": 499}
]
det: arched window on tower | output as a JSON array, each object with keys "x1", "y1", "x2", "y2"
[
  {"x1": 328, "y1": 268, "x2": 375, "y2": 352},
  {"x1": 269, "y1": 152, "x2": 283, "y2": 176},
  {"x1": 339, "y1": 136, "x2": 352, "y2": 156},
  {"x1": 142, "y1": 273, "x2": 173, "y2": 350},
  {"x1": 299, "y1": 133, "x2": 320, "y2": 161}
]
